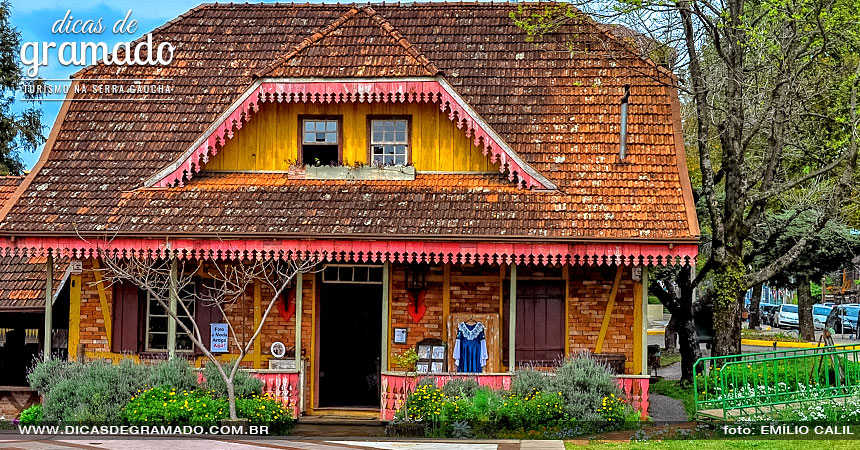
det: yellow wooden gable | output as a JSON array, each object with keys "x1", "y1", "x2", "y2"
[{"x1": 204, "y1": 100, "x2": 499, "y2": 173}]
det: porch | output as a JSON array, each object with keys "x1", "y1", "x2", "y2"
[{"x1": 44, "y1": 257, "x2": 653, "y2": 420}]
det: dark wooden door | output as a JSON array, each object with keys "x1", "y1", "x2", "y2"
[{"x1": 512, "y1": 281, "x2": 565, "y2": 365}]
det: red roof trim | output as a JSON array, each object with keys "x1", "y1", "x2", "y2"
[
  {"x1": 0, "y1": 237, "x2": 696, "y2": 267},
  {"x1": 145, "y1": 78, "x2": 557, "y2": 190}
]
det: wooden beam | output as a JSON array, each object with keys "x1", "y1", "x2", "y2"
[
  {"x1": 595, "y1": 265, "x2": 624, "y2": 354},
  {"x1": 508, "y1": 264, "x2": 517, "y2": 370},
  {"x1": 640, "y1": 267, "x2": 649, "y2": 375},
  {"x1": 253, "y1": 279, "x2": 262, "y2": 369},
  {"x1": 442, "y1": 264, "x2": 451, "y2": 342},
  {"x1": 90, "y1": 259, "x2": 112, "y2": 349},
  {"x1": 167, "y1": 257, "x2": 178, "y2": 358},
  {"x1": 43, "y1": 253, "x2": 54, "y2": 361},
  {"x1": 294, "y1": 272, "x2": 303, "y2": 370},
  {"x1": 633, "y1": 278, "x2": 643, "y2": 374},
  {"x1": 68, "y1": 273, "x2": 82, "y2": 360}
]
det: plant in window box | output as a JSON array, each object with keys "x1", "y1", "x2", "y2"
[{"x1": 392, "y1": 348, "x2": 420, "y2": 372}]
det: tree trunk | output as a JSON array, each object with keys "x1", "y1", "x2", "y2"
[
  {"x1": 677, "y1": 308, "x2": 702, "y2": 383},
  {"x1": 748, "y1": 283, "x2": 764, "y2": 329},
  {"x1": 226, "y1": 378, "x2": 237, "y2": 419},
  {"x1": 665, "y1": 314, "x2": 678, "y2": 350},
  {"x1": 711, "y1": 261, "x2": 745, "y2": 357},
  {"x1": 797, "y1": 277, "x2": 815, "y2": 341}
]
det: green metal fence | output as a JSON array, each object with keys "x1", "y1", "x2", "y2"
[{"x1": 693, "y1": 344, "x2": 860, "y2": 420}]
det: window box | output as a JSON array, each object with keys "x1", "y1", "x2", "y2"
[{"x1": 288, "y1": 165, "x2": 415, "y2": 181}]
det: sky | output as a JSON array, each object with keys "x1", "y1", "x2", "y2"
[{"x1": 10, "y1": 0, "x2": 483, "y2": 171}]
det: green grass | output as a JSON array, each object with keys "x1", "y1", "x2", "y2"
[
  {"x1": 659, "y1": 352, "x2": 682, "y2": 368},
  {"x1": 566, "y1": 441, "x2": 860, "y2": 450},
  {"x1": 648, "y1": 379, "x2": 695, "y2": 420},
  {"x1": 741, "y1": 329, "x2": 805, "y2": 342}
]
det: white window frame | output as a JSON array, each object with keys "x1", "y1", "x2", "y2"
[
  {"x1": 322, "y1": 264, "x2": 385, "y2": 285},
  {"x1": 144, "y1": 282, "x2": 197, "y2": 353},
  {"x1": 370, "y1": 118, "x2": 409, "y2": 166}
]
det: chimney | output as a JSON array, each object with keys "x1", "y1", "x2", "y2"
[{"x1": 620, "y1": 84, "x2": 630, "y2": 160}]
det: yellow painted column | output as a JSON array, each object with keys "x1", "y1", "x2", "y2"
[
  {"x1": 253, "y1": 279, "x2": 262, "y2": 369},
  {"x1": 68, "y1": 273, "x2": 82, "y2": 360},
  {"x1": 91, "y1": 258, "x2": 112, "y2": 349},
  {"x1": 633, "y1": 278, "x2": 643, "y2": 374}
]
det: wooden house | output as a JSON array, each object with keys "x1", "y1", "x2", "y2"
[{"x1": 0, "y1": 3, "x2": 698, "y2": 418}]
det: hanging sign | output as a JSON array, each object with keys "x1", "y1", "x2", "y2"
[{"x1": 210, "y1": 323, "x2": 228, "y2": 353}]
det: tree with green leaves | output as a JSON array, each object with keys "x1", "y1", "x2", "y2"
[
  {"x1": 513, "y1": 0, "x2": 860, "y2": 375},
  {"x1": 750, "y1": 211, "x2": 860, "y2": 340},
  {"x1": 0, "y1": 0, "x2": 44, "y2": 174}
]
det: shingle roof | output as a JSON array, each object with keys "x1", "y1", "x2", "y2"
[
  {"x1": 0, "y1": 2, "x2": 698, "y2": 241},
  {"x1": 0, "y1": 177, "x2": 68, "y2": 310}
]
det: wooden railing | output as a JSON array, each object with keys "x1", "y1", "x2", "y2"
[{"x1": 380, "y1": 372, "x2": 649, "y2": 421}]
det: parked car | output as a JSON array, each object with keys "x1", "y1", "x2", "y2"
[
  {"x1": 759, "y1": 303, "x2": 780, "y2": 326},
  {"x1": 813, "y1": 305, "x2": 833, "y2": 330},
  {"x1": 829, "y1": 305, "x2": 860, "y2": 334},
  {"x1": 775, "y1": 304, "x2": 799, "y2": 328}
]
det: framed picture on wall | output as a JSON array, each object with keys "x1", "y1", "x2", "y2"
[
  {"x1": 393, "y1": 328, "x2": 407, "y2": 344},
  {"x1": 431, "y1": 362, "x2": 444, "y2": 373},
  {"x1": 417, "y1": 345, "x2": 431, "y2": 359},
  {"x1": 431, "y1": 346, "x2": 445, "y2": 360},
  {"x1": 416, "y1": 363, "x2": 430, "y2": 373}
]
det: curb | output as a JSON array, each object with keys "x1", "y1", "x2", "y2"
[
  {"x1": 741, "y1": 338, "x2": 819, "y2": 348},
  {"x1": 647, "y1": 329, "x2": 665, "y2": 335}
]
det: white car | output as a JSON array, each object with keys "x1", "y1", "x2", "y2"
[
  {"x1": 775, "y1": 304, "x2": 799, "y2": 328},
  {"x1": 813, "y1": 305, "x2": 833, "y2": 330}
]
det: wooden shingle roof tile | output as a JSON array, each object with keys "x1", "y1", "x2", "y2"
[{"x1": 0, "y1": 2, "x2": 698, "y2": 241}]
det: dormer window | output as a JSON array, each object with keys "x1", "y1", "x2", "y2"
[
  {"x1": 369, "y1": 117, "x2": 410, "y2": 166},
  {"x1": 301, "y1": 116, "x2": 341, "y2": 165}
]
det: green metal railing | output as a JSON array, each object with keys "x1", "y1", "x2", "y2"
[{"x1": 693, "y1": 344, "x2": 860, "y2": 420}]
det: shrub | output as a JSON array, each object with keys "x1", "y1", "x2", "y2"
[
  {"x1": 511, "y1": 368, "x2": 549, "y2": 397},
  {"x1": 403, "y1": 384, "x2": 446, "y2": 422},
  {"x1": 18, "y1": 405, "x2": 43, "y2": 426},
  {"x1": 203, "y1": 361, "x2": 263, "y2": 399},
  {"x1": 597, "y1": 393, "x2": 629, "y2": 428},
  {"x1": 549, "y1": 355, "x2": 622, "y2": 422},
  {"x1": 493, "y1": 390, "x2": 565, "y2": 430},
  {"x1": 236, "y1": 394, "x2": 294, "y2": 434},
  {"x1": 34, "y1": 359, "x2": 149, "y2": 424},
  {"x1": 151, "y1": 358, "x2": 198, "y2": 392},
  {"x1": 441, "y1": 378, "x2": 478, "y2": 398},
  {"x1": 124, "y1": 387, "x2": 227, "y2": 426}
]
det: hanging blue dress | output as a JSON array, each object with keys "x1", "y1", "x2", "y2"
[{"x1": 453, "y1": 322, "x2": 488, "y2": 373}]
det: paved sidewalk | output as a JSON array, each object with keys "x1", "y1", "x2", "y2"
[{"x1": 0, "y1": 437, "x2": 564, "y2": 450}]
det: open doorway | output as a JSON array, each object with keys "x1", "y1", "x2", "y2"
[{"x1": 317, "y1": 265, "x2": 383, "y2": 408}]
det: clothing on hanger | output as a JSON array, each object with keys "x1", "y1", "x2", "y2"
[{"x1": 453, "y1": 321, "x2": 488, "y2": 373}]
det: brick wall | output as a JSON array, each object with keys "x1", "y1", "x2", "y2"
[
  {"x1": 73, "y1": 260, "x2": 640, "y2": 375},
  {"x1": 567, "y1": 265, "x2": 637, "y2": 374}
]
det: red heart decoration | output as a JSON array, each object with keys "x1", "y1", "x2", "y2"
[
  {"x1": 407, "y1": 290, "x2": 426, "y2": 323},
  {"x1": 277, "y1": 287, "x2": 296, "y2": 321}
]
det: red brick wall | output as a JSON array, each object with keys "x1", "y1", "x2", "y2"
[
  {"x1": 388, "y1": 265, "x2": 444, "y2": 367},
  {"x1": 73, "y1": 260, "x2": 639, "y2": 375},
  {"x1": 567, "y1": 265, "x2": 637, "y2": 374}
]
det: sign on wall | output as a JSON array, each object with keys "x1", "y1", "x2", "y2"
[{"x1": 210, "y1": 323, "x2": 228, "y2": 353}]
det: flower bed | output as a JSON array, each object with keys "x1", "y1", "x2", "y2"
[{"x1": 385, "y1": 356, "x2": 644, "y2": 438}]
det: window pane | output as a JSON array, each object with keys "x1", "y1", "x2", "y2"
[
  {"x1": 325, "y1": 132, "x2": 336, "y2": 143},
  {"x1": 395, "y1": 131, "x2": 406, "y2": 142},
  {"x1": 373, "y1": 155, "x2": 384, "y2": 164},
  {"x1": 394, "y1": 155, "x2": 406, "y2": 165},
  {"x1": 304, "y1": 132, "x2": 315, "y2": 143},
  {"x1": 384, "y1": 131, "x2": 394, "y2": 141},
  {"x1": 384, "y1": 145, "x2": 395, "y2": 154},
  {"x1": 149, "y1": 316, "x2": 168, "y2": 333},
  {"x1": 150, "y1": 301, "x2": 165, "y2": 316},
  {"x1": 305, "y1": 121, "x2": 314, "y2": 132},
  {"x1": 395, "y1": 121, "x2": 407, "y2": 132},
  {"x1": 369, "y1": 267, "x2": 383, "y2": 281},
  {"x1": 338, "y1": 266, "x2": 352, "y2": 281},
  {"x1": 384, "y1": 155, "x2": 394, "y2": 165},
  {"x1": 354, "y1": 267, "x2": 368, "y2": 282},
  {"x1": 326, "y1": 121, "x2": 337, "y2": 132},
  {"x1": 373, "y1": 121, "x2": 383, "y2": 132},
  {"x1": 373, "y1": 132, "x2": 383, "y2": 142},
  {"x1": 323, "y1": 266, "x2": 337, "y2": 281},
  {"x1": 149, "y1": 333, "x2": 167, "y2": 350},
  {"x1": 176, "y1": 335, "x2": 192, "y2": 351}
]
